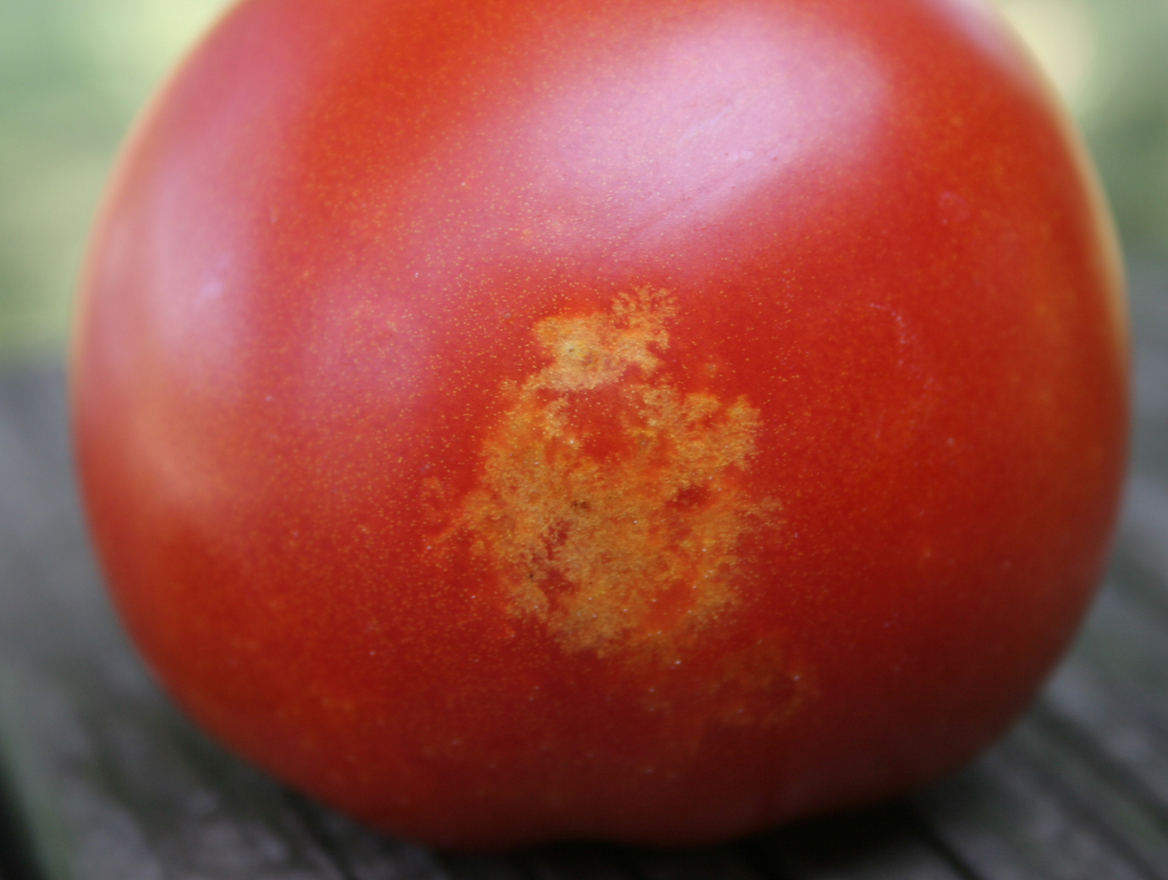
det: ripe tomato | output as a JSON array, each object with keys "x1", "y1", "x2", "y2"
[{"x1": 72, "y1": 0, "x2": 1128, "y2": 850}]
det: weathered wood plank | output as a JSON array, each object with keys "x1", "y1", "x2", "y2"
[
  {"x1": 915, "y1": 750, "x2": 1156, "y2": 880},
  {"x1": 282, "y1": 796, "x2": 453, "y2": 880},
  {"x1": 1041, "y1": 661, "x2": 1168, "y2": 822}
]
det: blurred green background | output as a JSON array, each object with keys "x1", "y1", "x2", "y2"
[
  {"x1": 0, "y1": 0, "x2": 1166, "y2": 360},
  {"x1": 0, "y1": 0, "x2": 228, "y2": 358}
]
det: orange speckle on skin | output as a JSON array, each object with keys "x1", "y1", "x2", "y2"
[{"x1": 452, "y1": 289, "x2": 779, "y2": 655}]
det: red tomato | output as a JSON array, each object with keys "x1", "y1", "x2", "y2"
[{"x1": 72, "y1": 0, "x2": 1128, "y2": 850}]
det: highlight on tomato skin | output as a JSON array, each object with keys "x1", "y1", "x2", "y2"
[{"x1": 71, "y1": 0, "x2": 1128, "y2": 851}]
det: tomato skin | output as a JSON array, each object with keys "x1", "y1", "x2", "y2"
[{"x1": 73, "y1": 0, "x2": 1127, "y2": 850}]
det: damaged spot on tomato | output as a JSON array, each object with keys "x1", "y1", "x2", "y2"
[{"x1": 451, "y1": 289, "x2": 781, "y2": 655}]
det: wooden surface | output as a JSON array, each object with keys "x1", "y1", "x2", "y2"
[{"x1": 0, "y1": 263, "x2": 1166, "y2": 880}]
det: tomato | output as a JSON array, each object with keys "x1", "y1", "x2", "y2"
[{"x1": 72, "y1": 0, "x2": 1128, "y2": 851}]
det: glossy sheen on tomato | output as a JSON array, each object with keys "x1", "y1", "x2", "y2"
[{"x1": 73, "y1": 0, "x2": 1128, "y2": 850}]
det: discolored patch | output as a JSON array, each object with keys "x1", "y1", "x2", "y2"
[{"x1": 451, "y1": 289, "x2": 778, "y2": 656}]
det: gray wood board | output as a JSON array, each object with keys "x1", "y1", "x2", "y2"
[{"x1": 0, "y1": 262, "x2": 1165, "y2": 879}]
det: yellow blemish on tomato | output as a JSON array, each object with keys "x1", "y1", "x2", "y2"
[{"x1": 454, "y1": 289, "x2": 777, "y2": 655}]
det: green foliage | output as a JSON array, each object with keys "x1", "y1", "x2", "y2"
[
  {"x1": 1078, "y1": 0, "x2": 1168, "y2": 256},
  {"x1": 0, "y1": 0, "x2": 229, "y2": 356},
  {"x1": 996, "y1": 0, "x2": 1168, "y2": 256}
]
